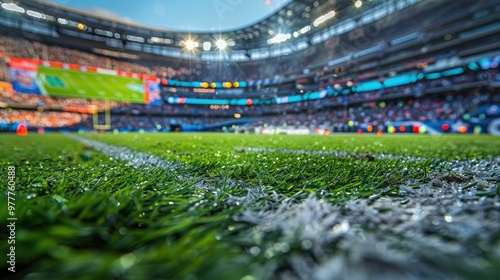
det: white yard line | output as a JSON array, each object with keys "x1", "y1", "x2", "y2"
[
  {"x1": 67, "y1": 135, "x2": 181, "y2": 170},
  {"x1": 68, "y1": 135, "x2": 500, "y2": 279},
  {"x1": 237, "y1": 149, "x2": 500, "y2": 279}
]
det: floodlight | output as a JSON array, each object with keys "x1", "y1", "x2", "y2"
[
  {"x1": 313, "y1": 11, "x2": 335, "y2": 27},
  {"x1": 203, "y1": 42, "x2": 211, "y2": 51},
  {"x1": 26, "y1": 10, "x2": 45, "y2": 19},
  {"x1": 216, "y1": 39, "x2": 227, "y2": 50},
  {"x1": 185, "y1": 40, "x2": 199, "y2": 50},
  {"x1": 1, "y1": 3, "x2": 25, "y2": 13}
]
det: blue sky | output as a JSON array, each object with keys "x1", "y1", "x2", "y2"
[{"x1": 44, "y1": 0, "x2": 291, "y2": 32}]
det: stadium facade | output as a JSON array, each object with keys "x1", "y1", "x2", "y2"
[{"x1": 0, "y1": 0, "x2": 499, "y2": 134}]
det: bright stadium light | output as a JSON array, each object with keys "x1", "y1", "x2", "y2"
[
  {"x1": 215, "y1": 39, "x2": 227, "y2": 50},
  {"x1": 126, "y1": 35, "x2": 145, "y2": 43},
  {"x1": 355, "y1": 0, "x2": 363, "y2": 8},
  {"x1": 58, "y1": 18, "x2": 69, "y2": 25},
  {"x1": 184, "y1": 39, "x2": 199, "y2": 50},
  {"x1": 313, "y1": 10, "x2": 335, "y2": 27},
  {"x1": 293, "y1": 25, "x2": 311, "y2": 39},
  {"x1": 203, "y1": 41, "x2": 211, "y2": 51},
  {"x1": 26, "y1": 10, "x2": 46, "y2": 19},
  {"x1": 1, "y1": 3, "x2": 25, "y2": 13},
  {"x1": 300, "y1": 25, "x2": 311, "y2": 34},
  {"x1": 151, "y1": 37, "x2": 174, "y2": 44},
  {"x1": 268, "y1": 33, "x2": 291, "y2": 44}
]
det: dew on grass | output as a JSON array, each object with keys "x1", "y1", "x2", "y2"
[
  {"x1": 301, "y1": 240, "x2": 313, "y2": 249},
  {"x1": 444, "y1": 214, "x2": 453, "y2": 222},
  {"x1": 118, "y1": 253, "x2": 137, "y2": 269},
  {"x1": 274, "y1": 242, "x2": 291, "y2": 253},
  {"x1": 215, "y1": 232, "x2": 223, "y2": 240},
  {"x1": 264, "y1": 249, "x2": 275, "y2": 259},
  {"x1": 249, "y1": 246, "x2": 261, "y2": 256},
  {"x1": 119, "y1": 227, "x2": 127, "y2": 235}
]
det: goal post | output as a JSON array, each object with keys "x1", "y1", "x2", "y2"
[{"x1": 92, "y1": 99, "x2": 111, "y2": 130}]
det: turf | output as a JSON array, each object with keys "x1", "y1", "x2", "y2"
[
  {"x1": 37, "y1": 66, "x2": 145, "y2": 103},
  {"x1": 0, "y1": 133, "x2": 499, "y2": 279}
]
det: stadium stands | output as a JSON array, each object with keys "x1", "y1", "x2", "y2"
[{"x1": 0, "y1": 0, "x2": 499, "y2": 134}]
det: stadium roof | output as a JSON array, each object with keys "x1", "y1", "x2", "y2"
[
  {"x1": 40, "y1": 0, "x2": 294, "y2": 32},
  {"x1": 5, "y1": 0, "x2": 407, "y2": 58},
  {"x1": 24, "y1": 0, "x2": 387, "y2": 49}
]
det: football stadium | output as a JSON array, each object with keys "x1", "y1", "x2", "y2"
[{"x1": 0, "y1": 0, "x2": 499, "y2": 279}]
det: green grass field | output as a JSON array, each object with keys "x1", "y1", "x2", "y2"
[
  {"x1": 37, "y1": 66, "x2": 145, "y2": 103},
  {"x1": 0, "y1": 133, "x2": 499, "y2": 279}
]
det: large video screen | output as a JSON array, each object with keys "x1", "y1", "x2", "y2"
[{"x1": 8, "y1": 58, "x2": 160, "y2": 104}]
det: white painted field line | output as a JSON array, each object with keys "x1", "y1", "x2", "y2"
[
  {"x1": 66, "y1": 135, "x2": 262, "y2": 199},
  {"x1": 67, "y1": 135, "x2": 181, "y2": 170},
  {"x1": 237, "y1": 152, "x2": 500, "y2": 279},
  {"x1": 68, "y1": 135, "x2": 500, "y2": 279}
]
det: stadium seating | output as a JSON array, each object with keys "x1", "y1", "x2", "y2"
[{"x1": 0, "y1": 0, "x2": 499, "y2": 133}]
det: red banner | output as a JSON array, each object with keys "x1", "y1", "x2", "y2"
[
  {"x1": 8, "y1": 58, "x2": 40, "y2": 71},
  {"x1": 8, "y1": 57, "x2": 143, "y2": 78}
]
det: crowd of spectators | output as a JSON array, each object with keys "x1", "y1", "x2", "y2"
[
  {"x1": 245, "y1": 91, "x2": 495, "y2": 132},
  {"x1": 101, "y1": 69, "x2": 499, "y2": 118},
  {"x1": 0, "y1": 109, "x2": 84, "y2": 128},
  {"x1": 1, "y1": 66, "x2": 497, "y2": 119},
  {"x1": 1, "y1": 89, "x2": 495, "y2": 132},
  {"x1": 0, "y1": 89, "x2": 126, "y2": 112},
  {"x1": 1, "y1": 64, "x2": 498, "y2": 132}
]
